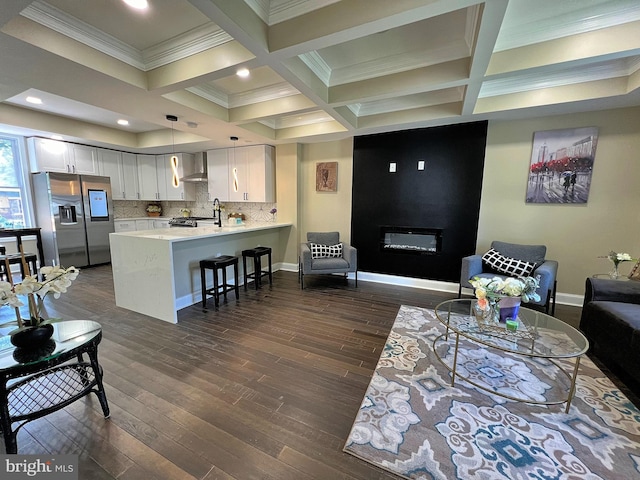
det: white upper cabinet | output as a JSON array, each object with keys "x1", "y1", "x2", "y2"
[
  {"x1": 206, "y1": 149, "x2": 230, "y2": 201},
  {"x1": 99, "y1": 149, "x2": 140, "y2": 200},
  {"x1": 97, "y1": 148, "x2": 125, "y2": 199},
  {"x1": 211, "y1": 145, "x2": 274, "y2": 202},
  {"x1": 28, "y1": 138, "x2": 99, "y2": 174},
  {"x1": 137, "y1": 153, "x2": 195, "y2": 201},
  {"x1": 245, "y1": 145, "x2": 274, "y2": 202},
  {"x1": 28, "y1": 138, "x2": 97, "y2": 174},
  {"x1": 156, "y1": 153, "x2": 195, "y2": 201},
  {"x1": 121, "y1": 153, "x2": 140, "y2": 200},
  {"x1": 69, "y1": 144, "x2": 99, "y2": 174},
  {"x1": 137, "y1": 154, "x2": 159, "y2": 201},
  {"x1": 29, "y1": 137, "x2": 195, "y2": 201}
]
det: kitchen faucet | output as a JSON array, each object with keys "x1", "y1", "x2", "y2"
[{"x1": 213, "y1": 198, "x2": 222, "y2": 227}]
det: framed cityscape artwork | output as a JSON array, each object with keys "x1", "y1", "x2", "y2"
[
  {"x1": 316, "y1": 162, "x2": 338, "y2": 192},
  {"x1": 525, "y1": 126, "x2": 599, "y2": 204}
]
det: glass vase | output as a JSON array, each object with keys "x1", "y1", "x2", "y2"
[{"x1": 609, "y1": 262, "x2": 620, "y2": 279}]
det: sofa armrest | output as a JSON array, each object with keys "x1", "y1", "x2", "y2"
[
  {"x1": 300, "y1": 243, "x2": 312, "y2": 272},
  {"x1": 460, "y1": 254, "x2": 483, "y2": 289},
  {"x1": 584, "y1": 277, "x2": 640, "y2": 307},
  {"x1": 342, "y1": 244, "x2": 357, "y2": 270},
  {"x1": 532, "y1": 260, "x2": 558, "y2": 304}
]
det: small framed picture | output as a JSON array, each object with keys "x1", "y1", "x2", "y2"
[
  {"x1": 316, "y1": 162, "x2": 338, "y2": 192},
  {"x1": 629, "y1": 259, "x2": 640, "y2": 281}
]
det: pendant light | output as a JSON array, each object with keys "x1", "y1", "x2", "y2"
[
  {"x1": 231, "y1": 136, "x2": 239, "y2": 193},
  {"x1": 166, "y1": 115, "x2": 179, "y2": 188}
]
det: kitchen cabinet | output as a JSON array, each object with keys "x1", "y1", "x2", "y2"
[
  {"x1": 97, "y1": 149, "x2": 124, "y2": 199},
  {"x1": 137, "y1": 154, "x2": 195, "y2": 201},
  {"x1": 206, "y1": 149, "x2": 230, "y2": 201},
  {"x1": 135, "y1": 219, "x2": 153, "y2": 230},
  {"x1": 137, "y1": 154, "x2": 158, "y2": 201},
  {"x1": 209, "y1": 145, "x2": 274, "y2": 202},
  {"x1": 156, "y1": 153, "x2": 195, "y2": 201},
  {"x1": 28, "y1": 138, "x2": 99, "y2": 174},
  {"x1": 121, "y1": 153, "x2": 140, "y2": 199},
  {"x1": 99, "y1": 150, "x2": 140, "y2": 200},
  {"x1": 114, "y1": 220, "x2": 136, "y2": 232},
  {"x1": 114, "y1": 218, "x2": 171, "y2": 232},
  {"x1": 153, "y1": 219, "x2": 171, "y2": 229}
]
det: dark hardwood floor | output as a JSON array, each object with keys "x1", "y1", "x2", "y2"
[{"x1": 0, "y1": 265, "x2": 635, "y2": 479}]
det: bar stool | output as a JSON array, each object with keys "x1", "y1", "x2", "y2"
[
  {"x1": 200, "y1": 255, "x2": 240, "y2": 308},
  {"x1": 242, "y1": 246, "x2": 272, "y2": 290},
  {"x1": 0, "y1": 246, "x2": 38, "y2": 281}
]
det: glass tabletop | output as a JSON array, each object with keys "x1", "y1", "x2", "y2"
[
  {"x1": 434, "y1": 299, "x2": 589, "y2": 359},
  {"x1": 0, "y1": 320, "x2": 102, "y2": 370}
]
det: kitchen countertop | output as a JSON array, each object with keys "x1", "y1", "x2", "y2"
[
  {"x1": 110, "y1": 221, "x2": 291, "y2": 242},
  {"x1": 110, "y1": 221, "x2": 291, "y2": 323}
]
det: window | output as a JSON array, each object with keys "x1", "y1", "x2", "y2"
[{"x1": 0, "y1": 135, "x2": 30, "y2": 228}]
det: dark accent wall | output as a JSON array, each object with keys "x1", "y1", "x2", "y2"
[{"x1": 351, "y1": 121, "x2": 487, "y2": 282}]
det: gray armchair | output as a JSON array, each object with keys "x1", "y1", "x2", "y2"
[
  {"x1": 458, "y1": 240, "x2": 558, "y2": 314},
  {"x1": 299, "y1": 232, "x2": 357, "y2": 289}
]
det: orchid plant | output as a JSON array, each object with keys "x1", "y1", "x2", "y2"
[
  {"x1": 1, "y1": 265, "x2": 79, "y2": 329},
  {"x1": 470, "y1": 275, "x2": 541, "y2": 310}
]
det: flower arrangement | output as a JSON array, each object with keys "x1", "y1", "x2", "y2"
[
  {"x1": 601, "y1": 251, "x2": 636, "y2": 279},
  {"x1": 469, "y1": 275, "x2": 541, "y2": 310},
  {"x1": 2, "y1": 265, "x2": 79, "y2": 329},
  {"x1": 603, "y1": 251, "x2": 635, "y2": 266},
  {"x1": 146, "y1": 203, "x2": 162, "y2": 214}
]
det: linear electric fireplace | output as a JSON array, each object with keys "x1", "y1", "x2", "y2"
[{"x1": 380, "y1": 226, "x2": 443, "y2": 255}]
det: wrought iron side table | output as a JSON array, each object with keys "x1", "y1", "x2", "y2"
[{"x1": 0, "y1": 320, "x2": 110, "y2": 454}]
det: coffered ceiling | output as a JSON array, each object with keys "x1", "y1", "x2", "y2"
[{"x1": 0, "y1": 0, "x2": 638, "y2": 153}]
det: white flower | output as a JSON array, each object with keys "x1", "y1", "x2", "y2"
[
  {"x1": 2, "y1": 265, "x2": 80, "y2": 326},
  {"x1": 0, "y1": 281, "x2": 23, "y2": 308},
  {"x1": 606, "y1": 251, "x2": 635, "y2": 265},
  {"x1": 469, "y1": 274, "x2": 541, "y2": 303}
]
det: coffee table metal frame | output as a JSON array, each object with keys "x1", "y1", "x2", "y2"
[{"x1": 433, "y1": 299, "x2": 589, "y2": 413}]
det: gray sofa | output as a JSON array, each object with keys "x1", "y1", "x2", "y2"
[{"x1": 580, "y1": 277, "x2": 640, "y2": 384}]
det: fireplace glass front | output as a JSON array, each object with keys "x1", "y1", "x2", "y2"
[{"x1": 380, "y1": 226, "x2": 442, "y2": 254}]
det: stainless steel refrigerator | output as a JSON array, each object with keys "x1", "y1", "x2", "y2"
[{"x1": 32, "y1": 172, "x2": 114, "y2": 268}]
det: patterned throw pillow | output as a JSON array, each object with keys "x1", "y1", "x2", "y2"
[
  {"x1": 310, "y1": 242, "x2": 343, "y2": 259},
  {"x1": 482, "y1": 248, "x2": 536, "y2": 277}
]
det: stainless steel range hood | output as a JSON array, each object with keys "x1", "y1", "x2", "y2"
[{"x1": 180, "y1": 151, "x2": 208, "y2": 182}]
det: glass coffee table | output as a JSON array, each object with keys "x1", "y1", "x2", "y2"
[{"x1": 433, "y1": 299, "x2": 589, "y2": 412}]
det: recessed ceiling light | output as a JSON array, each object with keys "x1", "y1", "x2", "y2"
[
  {"x1": 117, "y1": 119, "x2": 129, "y2": 126},
  {"x1": 237, "y1": 68, "x2": 250, "y2": 78},
  {"x1": 122, "y1": 0, "x2": 148, "y2": 9},
  {"x1": 26, "y1": 96, "x2": 42, "y2": 104}
]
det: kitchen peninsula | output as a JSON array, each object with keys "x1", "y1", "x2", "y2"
[{"x1": 109, "y1": 222, "x2": 291, "y2": 323}]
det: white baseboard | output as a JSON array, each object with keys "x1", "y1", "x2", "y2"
[{"x1": 280, "y1": 265, "x2": 585, "y2": 308}]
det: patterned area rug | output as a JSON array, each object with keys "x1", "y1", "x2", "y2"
[{"x1": 344, "y1": 306, "x2": 640, "y2": 479}]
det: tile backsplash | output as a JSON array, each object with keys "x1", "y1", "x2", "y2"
[{"x1": 113, "y1": 182, "x2": 277, "y2": 222}]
